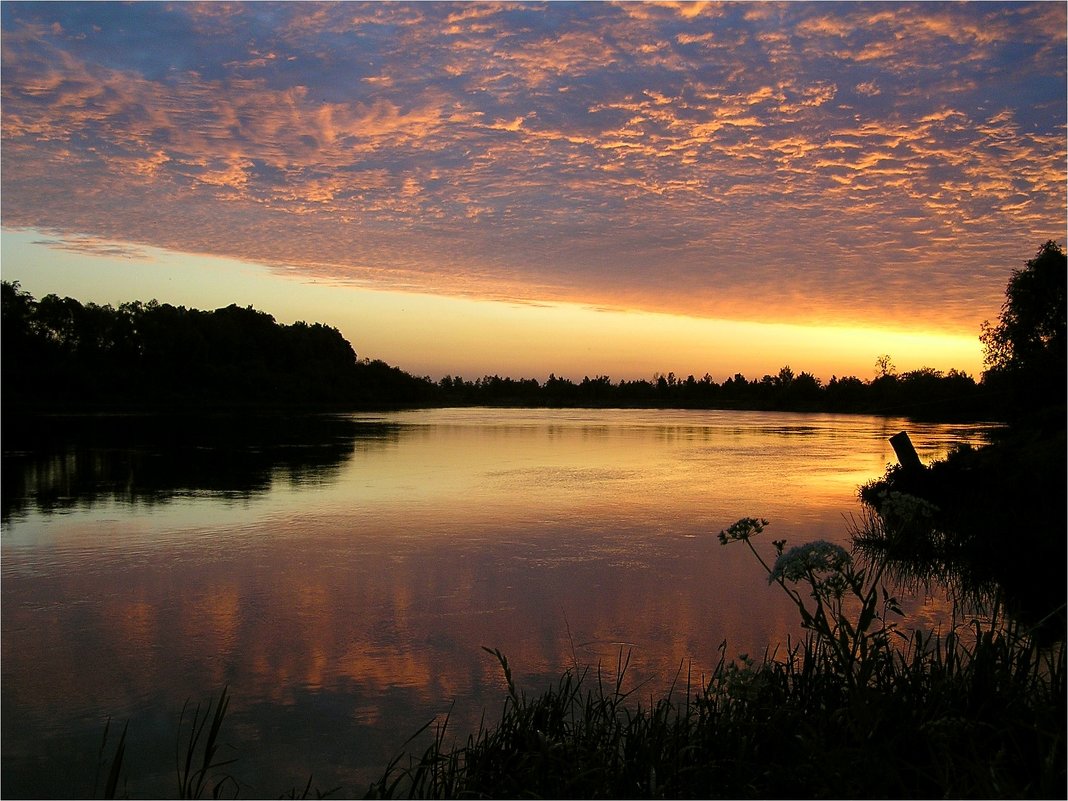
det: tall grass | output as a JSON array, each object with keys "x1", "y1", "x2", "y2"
[
  {"x1": 93, "y1": 718, "x2": 128, "y2": 800},
  {"x1": 365, "y1": 518, "x2": 1065, "y2": 799},
  {"x1": 93, "y1": 683, "x2": 342, "y2": 800},
  {"x1": 95, "y1": 687, "x2": 239, "y2": 800},
  {"x1": 175, "y1": 686, "x2": 239, "y2": 799}
]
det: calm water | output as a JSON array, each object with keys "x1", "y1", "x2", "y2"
[{"x1": 1, "y1": 408, "x2": 999, "y2": 798}]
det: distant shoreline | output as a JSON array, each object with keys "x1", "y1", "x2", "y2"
[{"x1": 0, "y1": 280, "x2": 1016, "y2": 425}]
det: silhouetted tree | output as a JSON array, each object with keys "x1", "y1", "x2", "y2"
[
  {"x1": 874, "y1": 354, "x2": 896, "y2": 379},
  {"x1": 825, "y1": 375, "x2": 865, "y2": 412},
  {"x1": 787, "y1": 370, "x2": 823, "y2": 410},
  {"x1": 980, "y1": 241, "x2": 1066, "y2": 418},
  {"x1": 0, "y1": 283, "x2": 437, "y2": 410}
]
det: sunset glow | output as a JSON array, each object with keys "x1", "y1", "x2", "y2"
[{"x1": 2, "y1": 1, "x2": 1064, "y2": 381}]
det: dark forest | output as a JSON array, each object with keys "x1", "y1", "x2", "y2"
[{"x1": 0, "y1": 285, "x2": 998, "y2": 420}]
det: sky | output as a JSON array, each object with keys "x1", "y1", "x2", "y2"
[{"x1": 2, "y1": 1, "x2": 1065, "y2": 383}]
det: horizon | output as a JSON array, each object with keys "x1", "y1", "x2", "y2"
[
  {"x1": 2, "y1": 2, "x2": 1064, "y2": 384},
  {"x1": 0, "y1": 235, "x2": 984, "y2": 385}
]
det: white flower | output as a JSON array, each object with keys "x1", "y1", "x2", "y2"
[
  {"x1": 768, "y1": 540, "x2": 852, "y2": 584},
  {"x1": 878, "y1": 490, "x2": 939, "y2": 525}
]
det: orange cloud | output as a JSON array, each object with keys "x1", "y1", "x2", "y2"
[{"x1": 1, "y1": 1, "x2": 1064, "y2": 339}]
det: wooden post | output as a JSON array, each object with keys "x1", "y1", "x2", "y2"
[{"x1": 889, "y1": 431, "x2": 924, "y2": 473}]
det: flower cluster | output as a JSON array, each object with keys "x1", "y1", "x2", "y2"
[
  {"x1": 768, "y1": 540, "x2": 852, "y2": 585},
  {"x1": 716, "y1": 517, "x2": 769, "y2": 545},
  {"x1": 875, "y1": 490, "x2": 940, "y2": 542}
]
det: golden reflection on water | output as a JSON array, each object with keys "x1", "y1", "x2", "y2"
[{"x1": 1, "y1": 409, "x2": 998, "y2": 797}]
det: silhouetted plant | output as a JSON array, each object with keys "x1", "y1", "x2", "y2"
[
  {"x1": 719, "y1": 517, "x2": 904, "y2": 691},
  {"x1": 93, "y1": 718, "x2": 128, "y2": 800},
  {"x1": 176, "y1": 686, "x2": 238, "y2": 799}
]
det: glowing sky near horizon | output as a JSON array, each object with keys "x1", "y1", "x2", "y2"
[{"x1": 1, "y1": 1, "x2": 1065, "y2": 382}]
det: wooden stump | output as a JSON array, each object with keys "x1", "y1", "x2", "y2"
[{"x1": 889, "y1": 430, "x2": 924, "y2": 473}]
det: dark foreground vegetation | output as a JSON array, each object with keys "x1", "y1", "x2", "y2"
[{"x1": 360, "y1": 519, "x2": 1064, "y2": 799}]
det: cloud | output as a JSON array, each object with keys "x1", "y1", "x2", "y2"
[
  {"x1": 1, "y1": 1, "x2": 1064, "y2": 336},
  {"x1": 31, "y1": 235, "x2": 152, "y2": 260}
]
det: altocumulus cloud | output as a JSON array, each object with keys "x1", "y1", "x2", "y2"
[{"x1": 1, "y1": 1, "x2": 1064, "y2": 333}]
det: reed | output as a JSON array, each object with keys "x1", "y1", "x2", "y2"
[
  {"x1": 175, "y1": 685, "x2": 238, "y2": 799},
  {"x1": 93, "y1": 717, "x2": 128, "y2": 800},
  {"x1": 93, "y1": 687, "x2": 240, "y2": 800}
]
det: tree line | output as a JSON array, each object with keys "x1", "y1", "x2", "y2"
[
  {"x1": 2, "y1": 240, "x2": 1063, "y2": 420},
  {"x1": 0, "y1": 280, "x2": 983, "y2": 417},
  {"x1": 433, "y1": 364, "x2": 988, "y2": 419},
  {"x1": 1, "y1": 283, "x2": 435, "y2": 409}
]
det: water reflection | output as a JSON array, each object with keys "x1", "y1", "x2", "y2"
[
  {"x1": 1, "y1": 408, "x2": 1000, "y2": 798},
  {"x1": 1, "y1": 413, "x2": 394, "y2": 522}
]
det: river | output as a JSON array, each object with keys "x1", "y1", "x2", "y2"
[{"x1": 1, "y1": 407, "x2": 999, "y2": 798}]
